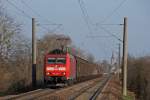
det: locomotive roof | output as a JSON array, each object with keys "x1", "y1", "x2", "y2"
[
  {"x1": 48, "y1": 49, "x2": 67, "y2": 54},
  {"x1": 47, "y1": 49, "x2": 98, "y2": 66}
]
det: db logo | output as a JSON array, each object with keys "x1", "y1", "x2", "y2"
[
  {"x1": 54, "y1": 65, "x2": 58, "y2": 70},
  {"x1": 55, "y1": 65, "x2": 58, "y2": 68}
]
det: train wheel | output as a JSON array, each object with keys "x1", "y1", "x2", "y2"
[
  {"x1": 44, "y1": 79, "x2": 47, "y2": 85},
  {"x1": 43, "y1": 79, "x2": 47, "y2": 88}
]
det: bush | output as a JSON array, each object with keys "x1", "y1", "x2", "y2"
[
  {"x1": 7, "y1": 80, "x2": 26, "y2": 93},
  {"x1": 127, "y1": 56, "x2": 150, "y2": 100}
]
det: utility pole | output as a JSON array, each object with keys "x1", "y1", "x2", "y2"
[
  {"x1": 111, "y1": 51, "x2": 115, "y2": 73},
  {"x1": 122, "y1": 17, "x2": 128, "y2": 96},
  {"x1": 32, "y1": 18, "x2": 36, "y2": 87},
  {"x1": 111, "y1": 51, "x2": 115, "y2": 65},
  {"x1": 0, "y1": 33, "x2": 3, "y2": 56},
  {"x1": 118, "y1": 43, "x2": 121, "y2": 68},
  {"x1": 118, "y1": 43, "x2": 121, "y2": 79}
]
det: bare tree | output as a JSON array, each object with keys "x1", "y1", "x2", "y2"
[
  {"x1": 0, "y1": 3, "x2": 21, "y2": 59},
  {"x1": 127, "y1": 56, "x2": 150, "y2": 100},
  {"x1": 0, "y1": 2, "x2": 31, "y2": 93},
  {"x1": 86, "y1": 53, "x2": 95, "y2": 63}
]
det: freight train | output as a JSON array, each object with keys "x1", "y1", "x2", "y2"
[{"x1": 43, "y1": 49, "x2": 101, "y2": 85}]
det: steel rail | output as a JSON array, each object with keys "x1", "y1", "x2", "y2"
[{"x1": 89, "y1": 75, "x2": 111, "y2": 100}]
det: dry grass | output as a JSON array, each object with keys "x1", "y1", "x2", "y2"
[{"x1": 97, "y1": 75, "x2": 135, "y2": 100}]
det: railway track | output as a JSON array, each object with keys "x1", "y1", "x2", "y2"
[
  {"x1": 1, "y1": 75, "x2": 110, "y2": 100},
  {"x1": 73, "y1": 75, "x2": 110, "y2": 100},
  {"x1": 36, "y1": 75, "x2": 110, "y2": 100},
  {"x1": 35, "y1": 77, "x2": 102, "y2": 100}
]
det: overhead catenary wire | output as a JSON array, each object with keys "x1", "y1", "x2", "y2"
[
  {"x1": 20, "y1": 0, "x2": 64, "y2": 33},
  {"x1": 21, "y1": 0, "x2": 65, "y2": 33},
  {"x1": 7, "y1": 0, "x2": 122, "y2": 43},
  {"x1": 6, "y1": 0, "x2": 48, "y2": 33},
  {"x1": 92, "y1": 0, "x2": 126, "y2": 42},
  {"x1": 20, "y1": 0, "x2": 59, "y2": 25},
  {"x1": 97, "y1": 24, "x2": 123, "y2": 42},
  {"x1": 78, "y1": 0, "x2": 93, "y2": 24},
  {"x1": 37, "y1": 23, "x2": 63, "y2": 26},
  {"x1": 7, "y1": 0, "x2": 64, "y2": 33},
  {"x1": 38, "y1": 25, "x2": 51, "y2": 33},
  {"x1": 20, "y1": 0, "x2": 41, "y2": 17},
  {"x1": 37, "y1": 23, "x2": 63, "y2": 32},
  {"x1": 86, "y1": 35, "x2": 113, "y2": 38},
  {"x1": 49, "y1": 24, "x2": 62, "y2": 33},
  {"x1": 87, "y1": 22, "x2": 123, "y2": 42},
  {"x1": 77, "y1": 0, "x2": 124, "y2": 41},
  {"x1": 95, "y1": 23, "x2": 123, "y2": 26},
  {"x1": 6, "y1": 0, "x2": 32, "y2": 19},
  {"x1": 78, "y1": 0, "x2": 93, "y2": 34},
  {"x1": 100, "y1": 0, "x2": 127, "y2": 23}
]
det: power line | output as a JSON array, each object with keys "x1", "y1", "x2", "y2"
[
  {"x1": 6, "y1": 0, "x2": 32, "y2": 19},
  {"x1": 37, "y1": 23, "x2": 63, "y2": 26},
  {"x1": 97, "y1": 24, "x2": 123, "y2": 42},
  {"x1": 87, "y1": 23, "x2": 123, "y2": 41},
  {"x1": 6, "y1": 0, "x2": 49, "y2": 33},
  {"x1": 38, "y1": 25, "x2": 51, "y2": 32},
  {"x1": 95, "y1": 23, "x2": 123, "y2": 26},
  {"x1": 7, "y1": 0, "x2": 63, "y2": 33},
  {"x1": 101, "y1": 0, "x2": 127, "y2": 23},
  {"x1": 49, "y1": 24, "x2": 62, "y2": 33},
  {"x1": 20, "y1": 0, "x2": 42, "y2": 17},
  {"x1": 93, "y1": 0, "x2": 126, "y2": 42},
  {"x1": 20, "y1": 0, "x2": 64, "y2": 33},
  {"x1": 20, "y1": 0, "x2": 57, "y2": 25},
  {"x1": 37, "y1": 23, "x2": 63, "y2": 33},
  {"x1": 86, "y1": 35, "x2": 112, "y2": 38},
  {"x1": 79, "y1": 0, "x2": 92, "y2": 24},
  {"x1": 78, "y1": 0, "x2": 93, "y2": 34},
  {"x1": 77, "y1": 0, "x2": 123, "y2": 44}
]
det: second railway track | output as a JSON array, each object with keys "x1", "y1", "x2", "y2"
[{"x1": 73, "y1": 75, "x2": 110, "y2": 100}]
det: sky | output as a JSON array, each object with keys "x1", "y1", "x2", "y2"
[{"x1": 3, "y1": 0, "x2": 150, "y2": 61}]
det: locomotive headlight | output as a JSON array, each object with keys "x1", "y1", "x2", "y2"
[
  {"x1": 46, "y1": 72, "x2": 50, "y2": 75},
  {"x1": 46, "y1": 67, "x2": 54, "y2": 71},
  {"x1": 62, "y1": 72, "x2": 66, "y2": 75},
  {"x1": 59, "y1": 67, "x2": 66, "y2": 71}
]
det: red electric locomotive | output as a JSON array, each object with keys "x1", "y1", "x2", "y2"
[{"x1": 44, "y1": 49, "x2": 76, "y2": 85}]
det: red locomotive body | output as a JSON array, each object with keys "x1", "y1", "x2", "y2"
[
  {"x1": 44, "y1": 49, "x2": 101, "y2": 85},
  {"x1": 44, "y1": 50, "x2": 76, "y2": 85}
]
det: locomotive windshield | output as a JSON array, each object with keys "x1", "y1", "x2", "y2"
[{"x1": 47, "y1": 58, "x2": 66, "y2": 64}]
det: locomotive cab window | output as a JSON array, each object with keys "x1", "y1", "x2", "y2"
[
  {"x1": 47, "y1": 58, "x2": 66, "y2": 64},
  {"x1": 47, "y1": 58, "x2": 56, "y2": 64},
  {"x1": 57, "y1": 58, "x2": 66, "y2": 64}
]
